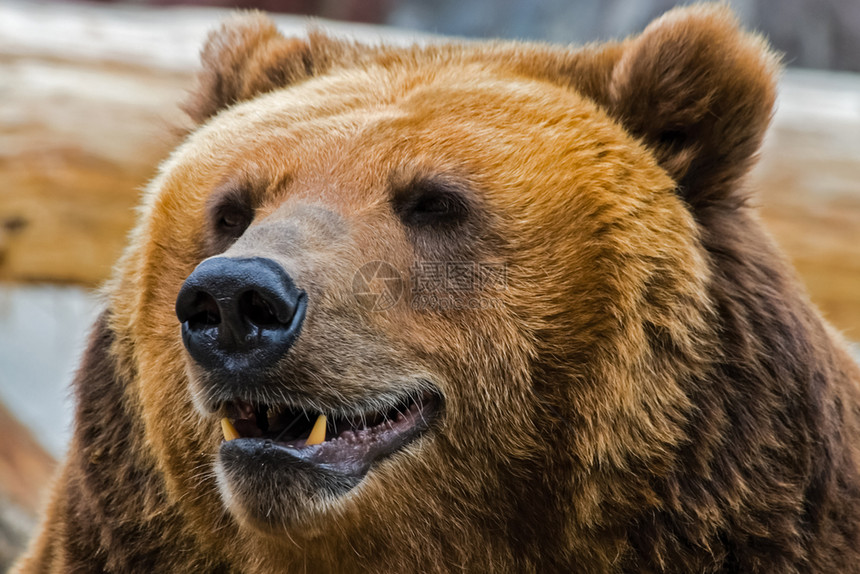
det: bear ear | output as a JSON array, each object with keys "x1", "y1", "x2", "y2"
[
  {"x1": 184, "y1": 13, "x2": 346, "y2": 123},
  {"x1": 606, "y1": 5, "x2": 780, "y2": 209}
]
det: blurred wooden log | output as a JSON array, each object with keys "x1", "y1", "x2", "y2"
[
  {"x1": 0, "y1": 57, "x2": 188, "y2": 284},
  {"x1": 0, "y1": 1, "x2": 193, "y2": 284},
  {"x1": 1, "y1": 1, "x2": 859, "y2": 339},
  {"x1": 0, "y1": 403, "x2": 55, "y2": 571},
  {"x1": 0, "y1": 401, "x2": 55, "y2": 519}
]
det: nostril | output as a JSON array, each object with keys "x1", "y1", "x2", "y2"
[
  {"x1": 186, "y1": 292, "x2": 222, "y2": 329},
  {"x1": 238, "y1": 290, "x2": 283, "y2": 329}
]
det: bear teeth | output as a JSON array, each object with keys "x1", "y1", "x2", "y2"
[{"x1": 220, "y1": 392, "x2": 433, "y2": 446}]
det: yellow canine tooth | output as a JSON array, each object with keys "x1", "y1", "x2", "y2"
[
  {"x1": 305, "y1": 414, "x2": 327, "y2": 446},
  {"x1": 221, "y1": 417, "x2": 240, "y2": 441}
]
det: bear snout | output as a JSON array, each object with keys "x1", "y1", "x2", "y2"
[{"x1": 175, "y1": 256, "x2": 307, "y2": 376}]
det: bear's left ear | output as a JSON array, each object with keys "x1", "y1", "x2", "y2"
[
  {"x1": 606, "y1": 5, "x2": 779, "y2": 209},
  {"x1": 184, "y1": 12, "x2": 353, "y2": 123}
]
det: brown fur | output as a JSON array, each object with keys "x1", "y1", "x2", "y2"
[{"x1": 16, "y1": 5, "x2": 860, "y2": 573}]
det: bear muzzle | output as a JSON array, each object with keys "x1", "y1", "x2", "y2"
[{"x1": 176, "y1": 253, "x2": 444, "y2": 521}]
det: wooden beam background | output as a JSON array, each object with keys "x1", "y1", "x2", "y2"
[{"x1": 1, "y1": 1, "x2": 859, "y2": 340}]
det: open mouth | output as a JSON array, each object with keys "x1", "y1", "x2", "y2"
[{"x1": 219, "y1": 390, "x2": 441, "y2": 478}]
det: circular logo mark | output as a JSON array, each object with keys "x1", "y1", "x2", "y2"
[{"x1": 352, "y1": 261, "x2": 404, "y2": 312}]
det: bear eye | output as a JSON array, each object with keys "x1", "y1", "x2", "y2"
[
  {"x1": 214, "y1": 203, "x2": 252, "y2": 236},
  {"x1": 393, "y1": 179, "x2": 469, "y2": 228},
  {"x1": 217, "y1": 207, "x2": 251, "y2": 232},
  {"x1": 413, "y1": 194, "x2": 458, "y2": 216},
  {"x1": 205, "y1": 187, "x2": 255, "y2": 254}
]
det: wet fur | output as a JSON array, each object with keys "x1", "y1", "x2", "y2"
[{"x1": 16, "y1": 5, "x2": 860, "y2": 573}]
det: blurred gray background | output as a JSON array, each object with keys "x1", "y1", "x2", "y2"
[
  {"x1": 83, "y1": 0, "x2": 860, "y2": 71},
  {"x1": 390, "y1": 0, "x2": 860, "y2": 72}
]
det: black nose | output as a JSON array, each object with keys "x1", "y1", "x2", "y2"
[{"x1": 175, "y1": 257, "x2": 306, "y2": 374}]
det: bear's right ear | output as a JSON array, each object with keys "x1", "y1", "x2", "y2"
[{"x1": 184, "y1": 13, "x2": 346, "y2": 123}]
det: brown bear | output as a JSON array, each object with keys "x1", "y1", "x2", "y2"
[{"x1": 15, "y1": 4, "x2": 860, "y2": 573}]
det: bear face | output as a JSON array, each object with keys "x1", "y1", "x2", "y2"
[
  {"x1": 18, "y1": 5, "x2": 860, "y2": 574},
  {"x1": 140, "y1": 33, "x2": 706, "y2": 539}
]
